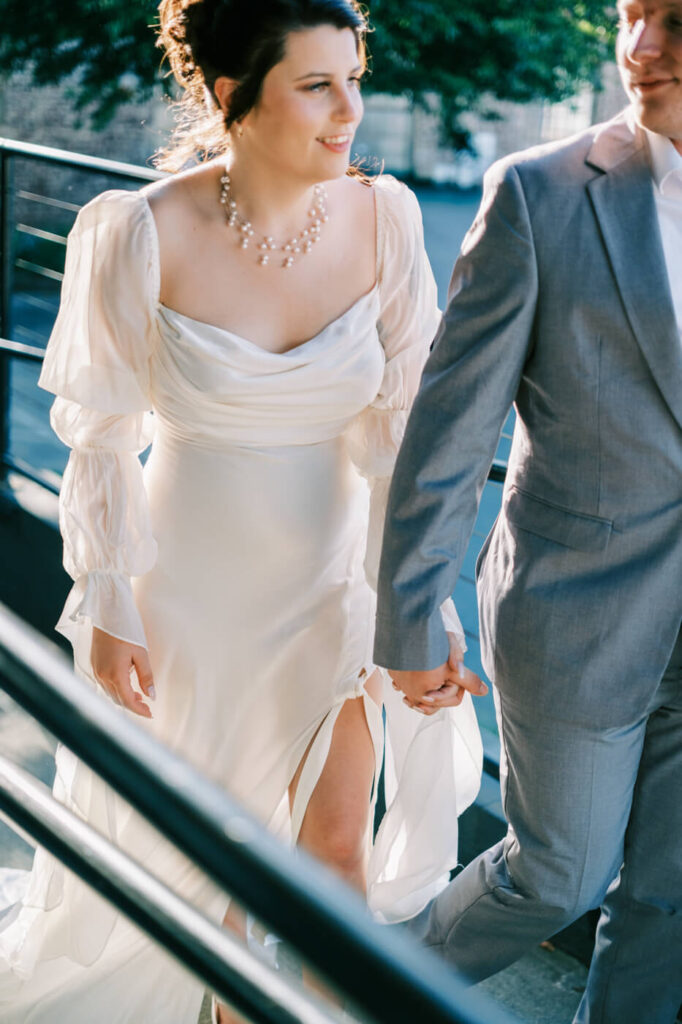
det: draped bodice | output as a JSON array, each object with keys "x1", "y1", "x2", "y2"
[{"x1": 151, "y1": 287, "x2": 385, "y2": 447}]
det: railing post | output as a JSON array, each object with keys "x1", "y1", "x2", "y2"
[{"x1": 0, "y1": 149, "x2": 14, "y2": 474}]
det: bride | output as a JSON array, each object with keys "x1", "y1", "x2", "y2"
[{"x1": 0, "y1": 0, "x2": 484, "y2": 1020}]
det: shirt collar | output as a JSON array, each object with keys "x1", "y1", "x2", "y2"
[{"x1": 645, "y1": 128, "x2": 682, "y2": 198}]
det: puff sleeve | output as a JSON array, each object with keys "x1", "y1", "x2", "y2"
[
  {"x1": 345, "y1": 178, "x2": 464, "y2": 647},
  {"x1": 38, "y1": 190, "x2": 159, "y2": 658}
]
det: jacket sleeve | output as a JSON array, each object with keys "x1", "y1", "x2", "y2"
[{"x1": 374, "y1": 161, "x2": 539, "y2": 671}]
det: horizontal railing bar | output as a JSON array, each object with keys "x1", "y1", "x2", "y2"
[
  {"x1": 15, "y1": 258, "x2": 64, "y2": 282},
  {"x1": 13, "y1": 324, "x2": 49, "y2": 346},
  {"x1": 0, "y1": 138, "x2": 162, "y2": 183},
  {"x1": 0, "y1": 337, "x2": 46, "y2": 361},
  {"x1": 15, "y1": 293, "x2": 59, "y2": 314},
  {"x1": 16, "y1": 223, "x2": 67, "y2": 246},
  {"x1": 1, "y1": 456, "x2": 60, "y2": 495},
  {"x1": 16, "y1": 190, "x2": 81, "y2": 213},
  {"x1": 0, "y1": 604, "x2": 516, "y2": 1024},
  {"x1": 0, "y1": 755, "x2": 340, "y2": 1024}
]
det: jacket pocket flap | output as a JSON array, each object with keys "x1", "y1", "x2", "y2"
[{"x1": 505, "y1": 486, "x2": 612, "y2": 552}]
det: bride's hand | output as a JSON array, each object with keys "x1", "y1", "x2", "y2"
[
  {"x1": 91, "y1": 627, "x2": 156, "y2": 718},
  {"x1": 394, "y1": 633, "x2": 487, "y2": 716}
]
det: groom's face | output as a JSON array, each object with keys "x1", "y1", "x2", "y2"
[{"x1": 617, "y1": 0, "x2": 682, "y2": 150}]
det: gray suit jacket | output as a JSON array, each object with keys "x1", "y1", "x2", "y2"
[{"x1": 374, "y1": 111, "x2": 682, "y2": 728}]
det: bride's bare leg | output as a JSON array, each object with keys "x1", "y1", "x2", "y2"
[
  {"x1": 290, "y1": 670, "x2": 382, "y2": 891},
  {"x1": 215, "y1": 671, "x2": 381, "y2": 1022},
  {"x1": 287, "y1": 670, "x2": 382, "y2": 1002}
]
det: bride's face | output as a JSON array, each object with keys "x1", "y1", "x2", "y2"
[{"x1": 237, "y1": 25, "x2": 364, "y2": 182}]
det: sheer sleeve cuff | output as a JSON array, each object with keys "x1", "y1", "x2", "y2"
[
  {"x1": 439, "y1": 598, "x2": 466, "y2": 654},
  {"x1": 56, "y1": 571, "x2": 148, "y2": 650}
]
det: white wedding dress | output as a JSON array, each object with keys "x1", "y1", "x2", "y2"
[{"x1": 0, "y1": 176, "x2": 482, "y2": 1022}]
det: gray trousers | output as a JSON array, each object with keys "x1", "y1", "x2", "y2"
[{"x1": 412, "y1": 630, "x2": 682, "y2": 1024}]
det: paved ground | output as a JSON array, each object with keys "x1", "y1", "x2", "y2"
[{"x1": 1, "y1": 185, "x2": 594, "y2": 1023}]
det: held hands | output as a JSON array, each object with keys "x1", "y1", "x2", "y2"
[
  {"x1": 91, "y1": 627, "x2": 156, "y2": 719},
  {"x1": 389, "y1": 631, "x2": 488, "y2": 716}
]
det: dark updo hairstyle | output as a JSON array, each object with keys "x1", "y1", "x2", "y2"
[{"x1": 156, "y1": 0, "x2": 368, "y2": 170}]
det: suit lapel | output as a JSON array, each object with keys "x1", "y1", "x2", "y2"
[{"x1": 586, "y1": 120, "x2": 682, "y2": 431}]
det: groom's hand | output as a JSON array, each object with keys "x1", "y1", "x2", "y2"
[{"x1": 389, "y1": 633, "x2": 488, "y2": 715}]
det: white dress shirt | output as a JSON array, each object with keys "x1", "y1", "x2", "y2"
[{"x1": 646, "y1": 128, "x2": 682, "y2": 345}]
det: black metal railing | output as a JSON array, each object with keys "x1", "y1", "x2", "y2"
[
  {"x1": 0, "y1": 333, "x2": 58, "y2": 492},
  {"x1": 0, "y1": 753, "x2": 337, "y2": 1024},
  {"x1": 0, "y1": 602, "x2": 517, "y2": 1024}
]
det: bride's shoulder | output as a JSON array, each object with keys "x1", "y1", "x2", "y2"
[
  {"x1": 329, "y1": 172, "x2": 374, "y2": 214},
  {"x1": 372, "y1": 173, "x2": 420, "y2": 221},
  {"x1": 332, "y1": 170, "x2": 414, "y2": 206},
  {"x1": 328, "y1": 172, "x2": 420, "y2": 240},
  {"x1": 142, "y1": 161, "x2": 221, "y2": 225},
  {"x1": 140, "y1": 160, "x2": 222, "y2": 266}
]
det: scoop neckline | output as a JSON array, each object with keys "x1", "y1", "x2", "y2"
[
  {"x1": 158, "y1": 283, "x2": 379, "y2": 357},
  {"x1": 139, "y1": 183, "x2": 384, "y2": 358}
]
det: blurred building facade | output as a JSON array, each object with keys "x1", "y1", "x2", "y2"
[
  {"x1": 0, "y1": 70, "x2": 171, "y2": 168},
  {"x1": 353, "y1": 62, "x2": 626, "y2": 183}
]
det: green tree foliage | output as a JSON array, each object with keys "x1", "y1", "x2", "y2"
[
  {"x1": 0, "y1": 0, "x2": 160, "y2": 127},
  {"x1": 0, "y1": 0, "x2": 616, "y2": 142},
  {"x1": 367, "y1": 0, "x2": 616, "y2": 146}
]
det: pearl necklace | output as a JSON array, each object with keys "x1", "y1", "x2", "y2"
[{"x1": 219, "y1": 171, "x2": 328, "y2": 269}]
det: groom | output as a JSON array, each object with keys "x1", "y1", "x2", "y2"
[{"x1": 374, "y1": 2, "x2": 682, "y2": 1021}]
